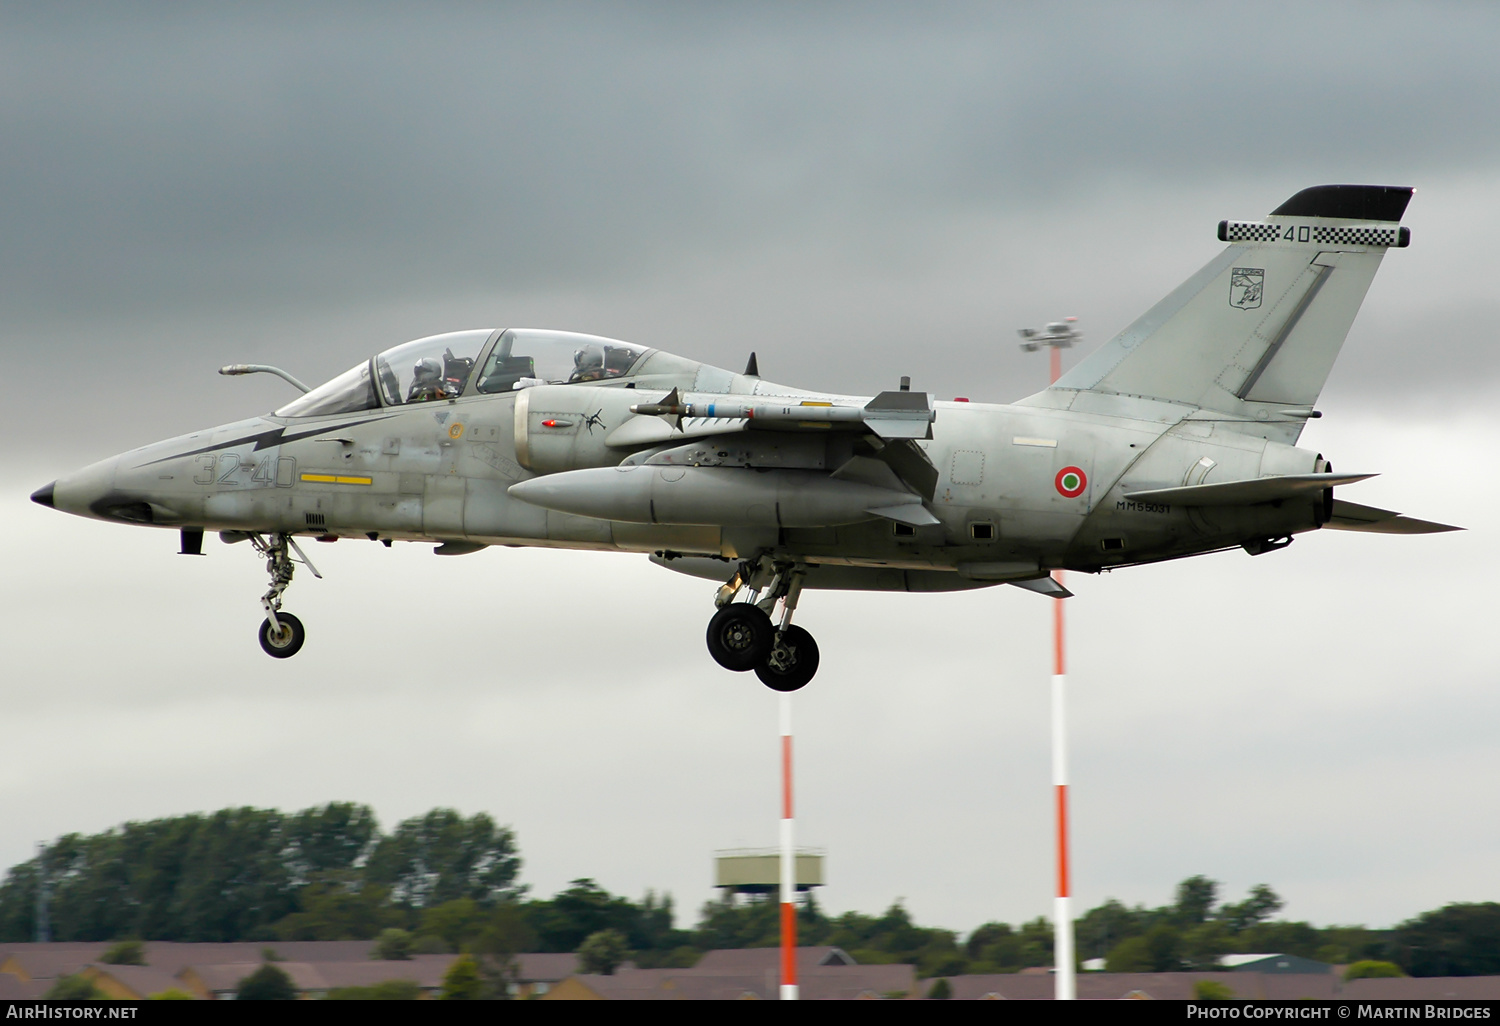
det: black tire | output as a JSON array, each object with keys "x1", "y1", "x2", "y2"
[
  {"x1": 258, "y1": 612, "x2": 306, "y2": 659},
  {"x1": 706, "y1": 604, "x2": 774, "y2": 672},
  {"x1": 755, "y1": 625, "x2": 820, "y2": 692}
]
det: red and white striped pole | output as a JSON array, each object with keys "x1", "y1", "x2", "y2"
[
  {"x1": 1051, "y1": 574, "x2": 1075, "y2": 1000},
  {"x1": 1020, "y1": 318, "x2": 1080, "y2": 1001},
  {"x1": 779, "y1": 694, "x2": 798, "y2": 1000}
]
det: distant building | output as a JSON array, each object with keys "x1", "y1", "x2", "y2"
[
  {"x1": 0, "y1": 941, "x2": 575, "y2": 1000},
  {"x1": 1220, "y1": 953, "x2": 1333, "y2": 975},
  {"x1": 543, "y1": 947, "x2": 915, "y2": 1000}
]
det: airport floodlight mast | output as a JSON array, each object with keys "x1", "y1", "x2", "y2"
[
  {"x1": 1018, "y1": 316, "x2": 1081, "y2": 1001},
  {"x1": 1017, "y1": 316, "x2": 1080, "y2": 385}
]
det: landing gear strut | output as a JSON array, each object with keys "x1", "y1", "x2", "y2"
[
  {"x1": 706, "y1": 559, "x2": 819, "y2": 691},
  {"x1": 249, "y1": 533, "x2": 320, "y2": 659}
]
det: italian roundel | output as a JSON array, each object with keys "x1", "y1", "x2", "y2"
[{"x1": 1055, "y1": 466, "x2": 1087, "y2": 498}]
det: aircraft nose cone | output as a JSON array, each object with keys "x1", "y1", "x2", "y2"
[{"x1": 30, "y1": 482, "x2": 56, "y2": 508}]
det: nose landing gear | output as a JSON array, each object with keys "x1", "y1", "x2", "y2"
[
  {"x1": 706, "y1": 559, "x2": 819, "y2": 690},
  {"x1": 249, "y1": 533, "x2": 321, "y2": 659},
  {"x1": 259, "y1": 611, "x2": 306, "y2": 658}
]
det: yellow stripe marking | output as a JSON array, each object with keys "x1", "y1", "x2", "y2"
[{"x1": 300, "y1": 473, "x2": 373, "y2": 485}]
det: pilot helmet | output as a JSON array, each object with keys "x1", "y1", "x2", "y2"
[{"x1": 413, "y1": 357, "x2": 442, "y2": 382}]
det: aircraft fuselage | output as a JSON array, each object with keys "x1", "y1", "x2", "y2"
[{"x1": 47, "y1": 370, "x2": 1328, "y2": 594}]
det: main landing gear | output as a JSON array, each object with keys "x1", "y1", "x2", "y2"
[
  {"x1": 706, "y1": 559, "x2": 820, "y2": 691},
  {"x1": 249, "y1": 533, "x2": 321, "y2": 659}
]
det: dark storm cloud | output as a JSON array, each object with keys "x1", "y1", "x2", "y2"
[{"x1": 3, "y1": 2, "x2": 1499, "y2": 320}]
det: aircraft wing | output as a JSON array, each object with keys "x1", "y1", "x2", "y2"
[
  {"x1": 1322, "y1": 499, "x2": 1462, "y2": 534},
  {"x1": 1123, "y1": 473, "x2": 1375, "y2": 506}
]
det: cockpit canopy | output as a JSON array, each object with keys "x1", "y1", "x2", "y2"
[{"x1": 275, "y1": 329, "x2": 651, "y2": 418}]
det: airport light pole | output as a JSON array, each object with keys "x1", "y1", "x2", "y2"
[
  {"x1": 1018, "y1": 317, "x2": 1080, "y2": 1001},
  {"x1": 779, "y1": 694, "x2": 798, "y2": 1000}
]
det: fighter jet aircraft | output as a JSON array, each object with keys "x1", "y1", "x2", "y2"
[{"x1": 31, "y1": 184, "x2": 1457, "y2": 690}]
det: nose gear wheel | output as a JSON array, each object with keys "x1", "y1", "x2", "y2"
[{"x1": 258, "y1": 611, "x2": 306, "y2": 658}]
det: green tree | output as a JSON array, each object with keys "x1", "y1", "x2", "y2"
[
  {"x1": 272, "y1": 874, "x2": 404, "y2": 941},
  {"x1": 1181, "y1": 921, "x2": 1230, "y2": 970},
  {"x1": 1221, "y1": 885, "x2": 1284, "y2": 932},
  {"x1": 280, "y1": 803, "x2": 379, "y2": 886},
  {"x1": 1015, "y1": 917, "x2": 1054, "y2": 968},
  {"x1": 1193, "y1": 979, "x2": 1234, "y2": 1000},
  {"x1": 149, "y1": 988, "x2": 195, "y2": 1000},
  {"x1": 694, "y1": 895, "x2": 783, "y2": 950},
  {"x1": 101, "y1": 939, "x2": 146, "y2": 965},
  {"x1": 1107, "y1": 925, "x2": 1182, "y2": 972},
  {"x1": 1343, "y1": 960, "x2": 1405, "y2": 981},
  {"x1": 1237, "y1": 920, "x2": 1321, "y2": 959},
  {"x1": 1314, "y1": 926, "x2": 1391, "y2": 966},
  {"x1": 1392, "y1": 903, "x2": 1500, "y2": 977},
  {"x1": 1144, "y1": 924, "x2": 1184, "y2": 971},
  {"x1": 927, "y1": 977, "x2": 952, "y2": 999},
  {"x1": 236, "y1": 963, "x2": 297, "y2": 1000},
  {"x1": 418, "y1": 898, "x2": 486, "y2": 953},
  {"x1": 373, "y1": 927, "x2": 413, "y2": 960},
  {"x1": 633, "y1": 890, "x2": 692, "y2": 955},
  {"x1": 528, "y1": 878, "x2": 642, "y2": 952},
  {"x1": 327, "y1": 980, "x2": 421, "y2": 999},
  {"x1": 578, "y1": 928, "x2": 630, "y2": 975},
  {"x1": 0, "y1": 803, "x2": 381, "y2": 943},
  {"x1": 1075, "y1": 899, "x2": 1147, "y2": 962},
  {"x1": 44, "y1": 975, "x2": 104, "y2": 1000},
  {"x1": 441, "y1": 954, "x2": 483, "y2": 1000},
  {"x1": 470, "y1": 901, "x2": 533, "y2": 999},
  {"x1": 1105, "y1": 935, "x2": 1152, "y2": 972},
  {"x1": 655, "y1": 946, "x2": 701, "y2": 968},
  {"x1": 1174, "y1": 876, "x2": 1219, "y2": 926},
  {"x1": 365, "y1": 809, "x2": 521, "y2": 911}
]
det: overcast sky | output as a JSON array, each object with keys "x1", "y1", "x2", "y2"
[{"x1": 2, "y1": 2, "x2": 1497, "y2": 939}]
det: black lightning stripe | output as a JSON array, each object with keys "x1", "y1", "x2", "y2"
[{"x1": 135, "y1": 416, "x2": 390, "y2": 467}]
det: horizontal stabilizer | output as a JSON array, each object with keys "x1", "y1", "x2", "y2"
[
  {"x1": 1124, "y1": 473, "x2": 1374, "y2": 506},
  {"x1": 1323, "y1": 499, "x2": 1462, "y2": 535},
  {"x1": 866, "y1": 502, "x2": 941, "y2": 527},
  {"x1": 1007, "y1": 576, "x2": 1073, "y2": 599}
]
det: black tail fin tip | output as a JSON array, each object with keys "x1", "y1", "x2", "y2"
[{"x1": 1271, "y1": 185, "x2": 1413, "y2": 223}]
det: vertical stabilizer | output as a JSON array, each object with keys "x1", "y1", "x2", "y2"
[{"x1": 1049, "y1": 185, "x2": 1412, "y2": 431}]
